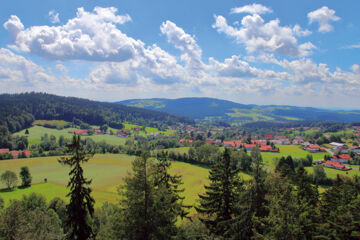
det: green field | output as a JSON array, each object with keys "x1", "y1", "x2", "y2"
[
  {"x1": 1, "y1": 145, "x2": 358, "y2": 210},
  {"x1": 33, "y1": 120, "x2": 70, "y2": 128},
  {"x1": 0, "y1": 153, "x2": 254, "y2": 211},
  {"x1": 14, "y1": 125, "x2": 128, "y2": 146},
  {"x1": 261, "y1": 145, "x2": 328, "y2": 166},
  {"x1": 0, "y1": 154, "x2": 216, "y2": 209},
  {"x1": 122, "y1": 123, "x2": 175, "y2": 136}
]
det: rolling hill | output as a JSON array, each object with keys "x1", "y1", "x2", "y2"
[
  {"x1": 117, "y1": 97, "x2": 360, "y2": 122},
  {"x1": 0, "y1": 93, "x2": 194, "y2": 133}
]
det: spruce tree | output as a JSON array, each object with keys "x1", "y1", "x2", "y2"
[
  {"x1": 294, "y1": 165, "x2": 320, "y2": 238},
  {"x1": 59, "y1": 135, "x2": 94, "y2": 240},
  {"x1": 236, "y1": 147, "x2": 268, "y2": 238},
  {"x1": 118, "y1": 151, "x2": 188, "y2": 240},
  {"x1": 195, "y1": 148, "x2": 243, "y2": 238}
]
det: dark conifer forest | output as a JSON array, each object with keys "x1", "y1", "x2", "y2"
[{"x1": 0, "y1": 92, "x2": 194, "y2": 133}]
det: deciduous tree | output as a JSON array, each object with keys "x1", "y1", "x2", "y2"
[{"x1": 1, "y1": 170, "x2": 18, "y2": 190}]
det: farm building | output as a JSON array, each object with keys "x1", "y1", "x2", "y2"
[
  {"x1": 0, "y1": 149, "x2": 9, "y2": 154},
  {"x1": 116, "y1": 132, "x2": 127, "y2": 137},
  {"x1": 306, "y1": 144, "x2": 326, "y2": 153},
  {"x1": 324, "y1": 161, "x2": 351, "y2": 171},
  {"x1": 331, "y1": 154, "x2": 351, "y2": 164},
  {"x1": 259, "y1": 145, "x2": 272, "y2": 152},
  {"x1": 11, "y1": 150, "x2": 31, "y2": 158},
  {"x1": 223, "y1": 141, "x2": 236, "y2": 148}
]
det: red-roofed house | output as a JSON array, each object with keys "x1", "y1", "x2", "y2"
[
  {"x1": 243, "y1": 144, "x2": 257, "y2": 151},
  {"x1": 206, "y1": 139, "x2": 216, "y2": 145},
  {"x1": 0, "y1": 149, "x2": 9, "y2": 154},
  {"x1": 234, "y1": 140, "x2": 243, "y2": 148},
  {"x1": 259, "y1": 145, "x2": 272, "y2": 152},
  {"x1": 223, "y1": 141, "x2": 236, "y2": 148},
  {"x1": 11, "y1": 150, "x2": 31, "y2": 158},
  {"x1": 307, "y1": 144, "x2": 321, "y2": 153},
  {"x1": 74, "y1": 129, "x2": 88, "y2": 136},
  {"x1": 180, "y1": 139, "x2": 194, "y2": 144},
  {"x1": 331, "y1": 154, "x2": 351, "y2": 164},
  {"x1": 325, "y1": 161, "x2": 350, "y2": 171},
  {"x1": 264, "y1": 134, "x2": 273, "y2": 139},
  {"x1": 117, "y1": 132, "x2": 127, "y2": 137},
  {"x1": 94, "y1": 129, "x2": 102, "y2": 134}
]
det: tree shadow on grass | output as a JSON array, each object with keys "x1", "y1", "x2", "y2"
[{"x1": 0, "y1": 188, "x2": 16, "y2": 193}]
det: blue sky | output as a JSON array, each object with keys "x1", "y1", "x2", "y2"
[{"x1": 0, "y1": 0, "x2": 359, "y2": 108}]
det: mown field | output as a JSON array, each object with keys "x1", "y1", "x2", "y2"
[
  {"x1": 261, "y1": 145, "x2": 328, "y2": 166},
  {"x1": 0, "y1": 153, "x2": 255, "y2": 211},
  {"x1": 15, "y1": 121, "x2": 175, "y2": 146},
  {"x1": 14, "y1": 125, "x2": 129, "y2": 146},
  {"x1": 0, "y1": 154, "x2": 211, "y2": 209}
]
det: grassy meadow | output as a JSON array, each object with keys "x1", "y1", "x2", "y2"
[
  {"x1": 15, "y1": 121, "x2": 175, "y2": 147},
  {"x1": 15, "y1": 125, "x2": 128, "y2": 146},
  {"x1": 0, "y1": 154, "x2": 219, "y2": 210}
]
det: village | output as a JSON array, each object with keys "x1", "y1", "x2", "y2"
[{"x1": 1, "y1": 123, "x2": 360, "y2": 173}]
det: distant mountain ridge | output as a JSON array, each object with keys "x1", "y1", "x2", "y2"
[{"x1": 117, "y1": 97, "x2": 360, "y2": 123}]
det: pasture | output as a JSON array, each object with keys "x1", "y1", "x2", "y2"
[
  {"x1": 15, "y1": 123, "x2": 175, "y2": 147},
  {"x1": 14, "y1": 125, "x2": 128, "y2": 146},
  {"x1": 0, "y1": 154, "x2": 219, "y2": 209},
  {"x1": 261, "y1": 145, "x2": 328, "y2": 166}
]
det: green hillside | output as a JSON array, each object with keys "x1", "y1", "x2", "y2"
[
  {"x1": 118, "y1": 97, "x2": 360, "y2": 122},
  {"x1": 0, "y1": 92, "x2": 194, "y2": 134}
]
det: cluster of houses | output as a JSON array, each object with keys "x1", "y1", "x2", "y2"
[
  {"x1": 68, "y1": 127, "x2": 144, "y2": 138},
  {"x1": 179, "y1": 138, "x2": 279, "y2": 152},
  {"x1": 68, "y1": 129, "x2": 89, "y2": 136},
  {"x1": 116, "y1": 129, "x2": 131, "y2": 137},
  {"x1": 0, "y1": 148, "x2": 31, "y2": 158},
  {"x1": 303, "y1": 144, "x2": 326, "y2": 153}
]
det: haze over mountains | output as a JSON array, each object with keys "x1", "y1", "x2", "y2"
[{"x1": 118, "y1": 98, "x2": 360, "y2": 123}]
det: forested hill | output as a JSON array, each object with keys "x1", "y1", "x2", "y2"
[
  {"x1": 0, "y1": 93, "x2": 194, "y2": 133},
  {"x1": 118, "y1": 97, "x2": 360, "y2": 123}
]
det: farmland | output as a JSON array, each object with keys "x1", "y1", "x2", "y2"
[
  {"x1": 0, "y1": 153, "x2": 255, "y2": 209},
  {"x1": 0, "y1": 154, "x2": 203, "y2": 208},
  {"x1": 14, "y1": 125, "x2": 128, "y2": 146},
  {"x1": 14, "y1": 121, "x2": 175, "y2": 147}
]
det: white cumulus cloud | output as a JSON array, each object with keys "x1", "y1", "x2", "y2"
[
  {"x1": 160, "y1": 20, "x2": 204, "y2": 75},
  {"x1": 213, "y1": 14, "x2": 315, "y2": 57},
  {"x1": 0, "y1": 48, "x2": 55, "y2": 89},
  {"x1": 3, "y1": 7, "x2": 140, "y2": 61},
  {"x1": 230, "y1": 4, "x2": 272, "y2": 15},
  {"x1": 308, "y1": 6, "x2": 340, "y2": 33}
]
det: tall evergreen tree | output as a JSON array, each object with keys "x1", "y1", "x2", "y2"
[
  {"x1": 319, "y1": 175, "x2": 360, "y2": 238},
  {"x1": 235, "y1": 147, "x2": 268, "y2": 238},
  {"x1": 293, "y1": 165, "x2": 321, "y2": 238},
  {"x1": 275, "y1": 155, "x2": 295, "y2": 177},
  {"x1": 59, "y1": 135, "x2": 95, "y2": 240},
  {"x1": 195, "y1": 148, "x2": 243, "y2": 238},
  {"x1": 118, "y1": 151, "x2": 188, "y2": 240}
]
